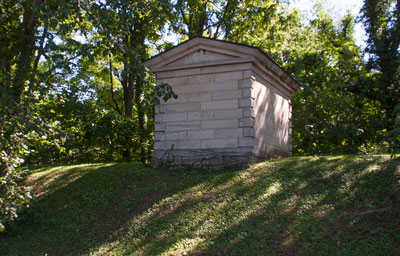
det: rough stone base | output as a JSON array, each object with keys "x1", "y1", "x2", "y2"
[
  {"x1": 151, "y1": 145, "x2": 291, "y2": 168},
  {"x1": 151, "y1": 148, "x2": 254, "y2": 167}
]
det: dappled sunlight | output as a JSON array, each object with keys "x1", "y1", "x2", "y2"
[
  {"x1": 163, "y1": 237, "x2": 206, "y2": 256},
  {"x1": 362, "y1": 163, "x2": 381, "y2": 174},
  {"x1": 259, "y1": 181, "x2": 282, "y2": 200},
  {"x1": 312, "y1": 205, "x2": 335, "y2": 218},
  {"x1": 322, "y1": 164, "x2": 346, "y2": 179},
  {"x1": 4, "y1": 156, "x2": 400, "y2": 255},
  {"x1": 252, "y1": 79, "x2": 291, "y2": 152},
  {"x1": 26, "y1": 163, "x2": 115, "y2": 197},
  {"x1": 89, "y1": 164, "x2": 288, "y2": 255}
]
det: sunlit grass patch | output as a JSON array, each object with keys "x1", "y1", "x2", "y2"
[
  {"x1": 26, "y1": 163, "x2": 114, "y2": 197},
  {"x1": 2, "y1": 155, "x2": 400, "y2": 255}
]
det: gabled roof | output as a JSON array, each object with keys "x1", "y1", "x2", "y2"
[{"x1": 144, "y1": 37, "x2": 299, "y2": 92}]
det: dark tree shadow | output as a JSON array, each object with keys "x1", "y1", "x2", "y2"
[
  {"x1": 1, "y1": 163, "x2": 235, "y2": 256},
  {"x1": 2, "y1": 157, "x2": 399, "y2": 256},
  {"x1": 200, "y1": 156, "x2": 400, "y2": 255}
]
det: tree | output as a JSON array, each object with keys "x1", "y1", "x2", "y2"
[
  {"x1": 287, "y1": 10, "x2": 386, "y2": 155},
  {"x1": 360, "y1": 0, "x2": 400, "y2": 126},
  {"x1": 171, "y1": 0, "x2": 291, "y2": 41},
  {"x1": 0, "y1": 0, "x2": 84, "y2": 231},
  {"x1": 84, "y1": 0, "x2": 174, "y2": 162},
  {"x1": 361, "y1": 0, "x2": 400, "y2": 155}
]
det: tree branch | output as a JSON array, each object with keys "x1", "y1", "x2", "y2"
[
  {"x1": 109, "y1": 53, "x2": 122, "y2": 115},
  {"x1": 179, "y1": 6, "x2": 190, "y2": 27}
]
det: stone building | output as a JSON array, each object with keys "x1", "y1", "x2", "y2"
[{"x1": 144, "y1": 37, "x2": 299, "y2": 166}]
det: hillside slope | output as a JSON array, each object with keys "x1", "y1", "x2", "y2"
[{"x1": 1, "y1": 155, "x2": 399, "y2": 255}]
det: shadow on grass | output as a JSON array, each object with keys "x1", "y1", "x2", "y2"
[
  {"x1": 2, "y1": 156, "x2": 399, "y2": 256},
  {"x1": 1, "y1": 163, "x2": 236, "y2": 256},
  {"x1": 200, "y1": 156, "x2": 400, "y2": 255}
]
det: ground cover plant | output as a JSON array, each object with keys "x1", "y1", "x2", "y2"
[{"x1": 1, "y1": 155, "x2": 399, "y2": 255}]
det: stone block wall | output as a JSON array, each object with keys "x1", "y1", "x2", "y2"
[
  {"x1": 250, "y1": 68, "x2": 293, "y2": 159},
  {"x1": 152, "y1": 64, "x2": 256, "y2": 166},
  {"x1": 145, "y1": 37, "x2": 299, "y2": 167}
]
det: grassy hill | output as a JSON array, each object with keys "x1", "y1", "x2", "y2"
[{"x1": 1, "y1": 155, "x2": 399, "y2": 255}]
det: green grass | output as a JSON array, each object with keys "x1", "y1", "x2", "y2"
[{"x1": 1, "y1": 155, "x2": 399, "y2": 255}]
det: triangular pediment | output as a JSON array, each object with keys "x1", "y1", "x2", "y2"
[
  {"x1": 144, "y1": 37, "x2": 256, "y2": 70},
  {"x1": 167, "y1": 48, "x2": 240, "y2": 66},
  {"x1": 144, "y1": 37, "x2": 300, "y2": 92}
]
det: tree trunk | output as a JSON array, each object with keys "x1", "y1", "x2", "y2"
[
  {"x1": 135, "y1": 74, "x2": 146, "y2": 163},
  {"x1": 12, "y1": 0, "x2": 40, "y2": 104}
]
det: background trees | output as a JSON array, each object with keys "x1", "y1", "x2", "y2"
[
  {"x1": 1, "y1": 0, "x2": 399, "y2": 231},
  {"x1": 0, "y1": 0, "x2": 85, "y2": 231},
  {"x1": 360, "y1": 0, "x2": 400, "y2": 155}
]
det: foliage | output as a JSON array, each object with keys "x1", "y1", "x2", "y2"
[
  {"x1": 2, "y1": 156, "x2": 400, "y2": 255},
  {"x1": 389, "y1": 103, "x2": 400, "y2": 158},
  {"x1": 360, "y1": 0, "x2": 400, "y2": 124},
  {"x1": 229, "y1": 4, "x2": 387, "y2": 155},
  {"x1": 2, "y1": 0, "x2": 400, "y2": 232},
  {"x1": 83, "y1": 0, "x2": 176, "y2": 162},
  {"x1": 0, "y1": 0, "x2": 177, "y2": 230},
  {"x1": 171, "y1": 0, "x2": 292, "y2": 42},
  {"x1": 288, "y1": 10, "x2": 387, "y2": 155},
  {"x1": 360, "y1": 0, "x2": 400, "y2": 154},
  {"x1": 0, "y1": 0, "x2": 84, "y2": 232}
]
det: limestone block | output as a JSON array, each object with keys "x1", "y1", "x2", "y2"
[
  {"x1": 167, "y1": 140, "x2": 201, "y2": 150},
  {"x1": 162, "y1": 94, "x2": 188, "y2": 105},
  {"x1": 188, "y1": 74, "x2": 214, "y2": 84},
  {"x1": 188, "y1": 92, "x2": 212, "y2": 102},
  {"x1": 243, "y1": 108, "x2": 255, "y2": 118},
  {"x1": 201, "y1": 138, "x2": 238, "y2": 149},
  {"x1": 214, "y1": 109, "x2": 243, "y2": 119},
  {"x1": 166, "y1": 102, "x2": 201, "y2": 112},
  {"x1": 157, "y1": 68, "x2": 202, "y2": 79},
  {"x1": 214, "y1": 128, "x2": 243, "y2": 138},
  {"x1": 200, "y1": 63, "x2": 250, "y2": 74},
  {"x1": 155, "y1": 114, "x2": 162, "y2": 123},
  {"x1": 243, "y1": 70, "x2": 253, "y2": 78},
  {"x1": 154, "y1": 141, "x2": 166, "y2": 150},
  {"x1": 173, "y1": 83, "x2": 201, "y2": 94},
  {"x1": 151, "y1": 149, "x2": 165, "y2": 159},
  {"x1": 154, "y1": 123, "x2": 165, "y2": 132},
  {"x1": 161, "y1": 112, "x2": 188, "y2": 122},
  {"x1": 201, "y1": 119, "x2": 238, "y2": 129},
  {"x1": 165, "y1": 131, "x2": 187, "y2": 140},
  {"x1": 239, "y1": 79, "x2": 252, "y2": 88},
  {"x1": 154, "y1": 132, "x2": 165, "y2": 141},
  {"x1": 200, "y1": 80, "x2": 238, "y2": 92},
  {"x1": 162, "y1": 76, "x2": 188, "y2": 86},
  {"x1": 242, "y1": 88, "x2": 252, "y2": 98},
  {"x1": 188, "y1": 111, "x2": 214, "y2": 121},
  {"x1": 187, "y1": 129, "x2": 214, "y2": 140},
  {"x1": 166, "y1": 121, "x2": 201, "y2": 132},
  {"x1": 212, "y1": 89, "x2": 241, "y2": 100},
  {"x1": 155, "y1": 105, "x2": 167, "y2": 114},
  {"x1": 239, "y1": 137, "x2": 255, "y2": 147},
  {"x1": 243, "y1": 127, "x2": 255, "y2": 138},
  {"x1": 201, "y1": 99, "x2": 238, "y2": 111},
  {"x1": 239, "y1": 98, "x2": 253, "y2": 108},
  {"x1": 239, "y1": 117, "x2": 255, "y2": 127},
  {"x1": 215, "y1": 71, "x2": 243, "y2": 81}
]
